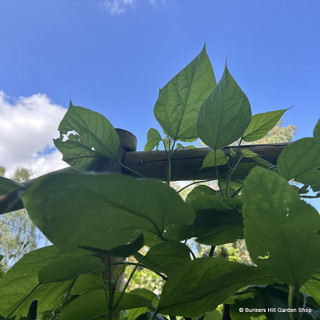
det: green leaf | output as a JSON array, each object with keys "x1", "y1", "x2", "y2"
[
  {"x1": 313, "y1": 119, "x2": 320, "y2": 137},
  {"x1": 79, "y1": 234, "x2": 144, "y2": 259},
  {"x1": 38, "y1": 254, "x2": 105, "y2": 284},
  {"x1": 242, "y1": 166, "x2": 320, "y2": 288},
  {"x1": 135, "y1": 312, "x2": 167, "y2": 320},
  {"x1": 154, "y1": 44, "x2": 216, "y2": 141},
  {"x1": 136, "y1": 242, "x2": 191, "y2": 276},
  {"x1": 197, "y1": 65, "x2": 252, "y2": 150},
  {"x1": 53, "y1": 101, "x2": 120, "y2": 171},
  {"x1": 301, "y1": 270, "x2": 320, "y2": 306},
  {"x1": 201, "y1": 150, "x2": 228, "y2": 169},
  {"x1": 59, "y1": 289, "x2": 152, "y2": 320},
  {"x1": 0, "y1": 176, "x2": 24, "y2": 196},
  {"x1": 187, "y1": 191, "x2": 243, "y2": 245},
  {"x1": 22, "y1": 172, "x2": 195, "y2": 252},
  {"x1": 71, "y1": 273, "x2": 104, "y2": 296},
  {"x1": 157, "y1": 257, "x2": 271, "y2": 317},
  {"x1": 0, "y1": 246, "x2": 72, "y2": 318},
  {"x1": 144, "y1": 128, "x2": 162, "y2": 151},
  {"x1": 241, "y1": 149, "x2": 258, "y2": 158},
  {"x1": 242, "y1": 109, "x2": 289, "y2": 142},
  {"x1": 278, "y1": 137, "x2": 320, "y2": 184}
]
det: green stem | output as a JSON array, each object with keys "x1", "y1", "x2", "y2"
[
  {"x1": 166, "y1": 139, "x2": 176, "y2": 185},
  {"x1": 118, "y1": 161, "x2": 145, "y2": 178},
  {"x1": 214, "y1": 150, "x2": 223, "y2": 196},
  {"x1": 177, "y1": 179, "x2": 212, "y2": 194},
  {"x1": 225, "y1": 155, "x2": 244, "y2": 197},
  {"x1": 288, "y1": 285, "x2": 294, "y2": 320},
  {"x1": 209, "y1": 246, "x2": 215, "y2": 257}
]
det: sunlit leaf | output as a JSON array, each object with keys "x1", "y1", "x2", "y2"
[
  {"x1": 0, "y1": 246, "x2": 72, "y2": 318},
  {"x1": 242, "y1": 109, "x2": 289, "y2": 142},
  {"x1": 54, "y1": 101, "x2": 120, "y2": 171},
  {"x1": 144, "y1": 128, "x2": 162, "y2": 151},
  {"x1": 197, "y1": 65, "x2": 252, "y2": 150},
  {"x1": 278, "y1": 137, "x2": 320, "y2": 185},
  {"x1": 0, "y1": 177, "x2": 24, "y2": 196},
  {"x1": 154, "y1": 45, "x2": 216, "y2": 141},
  {"x1": 201, "y1": 150, "x2": 228, "y2": 169},
  {"x1": 242, "y1": 166, "x2": 320, "y2": 288}
]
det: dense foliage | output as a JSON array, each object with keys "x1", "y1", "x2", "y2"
[{"x1": 0, "y1": 45, "x2": 320, "y2": 320}]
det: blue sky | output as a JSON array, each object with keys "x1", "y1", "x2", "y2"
[{"x1": 0, "y1": 0, "x2": 320, "y2": 177}]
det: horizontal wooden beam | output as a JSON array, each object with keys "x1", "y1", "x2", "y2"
[
  {"x1": 0, "y1": 142, "x2": 289, "y2": 214},
  {"x1": 122, "y1": 143, "x2": 288, "y2": 180}
]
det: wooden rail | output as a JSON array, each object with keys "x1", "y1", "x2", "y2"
[{"x1": 0, "y1": 129, "x2": 289, "y2": 214}]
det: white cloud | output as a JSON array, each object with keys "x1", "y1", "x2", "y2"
[
  {"x1": 102, "y1": 0, "x2": 135, "y2": 15},
  {"x1": 0, "y1": 91, "x2": 68, "y2": 179}
]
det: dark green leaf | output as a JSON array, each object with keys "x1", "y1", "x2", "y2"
[
  {"x1": 242, "y1": 109, "x2": 289, "y2": 142},
  {"x1": 278, "y1": 137, "x2": 320, "y2": 184},
  {"x1": 53, "y1": 101, "x2": 120, "y2": 171},
  {"x1": 158, "y1": 257, "x2": 271, "y2": 317},
  {"x1": 71, "y1": 273, "x2": 104, "y2": 296},
  {"x1": 137, "y1": 242, "x2": 191, "y2": 276},
  {"x1": 201, "y1": 150, "x2": 228, "y2": 169},
  {"x1": 313, "y1": 119, "x2": 320, "y2": 137},
  {"x1": 135, "y1": 312, "x2": 167, "y2": 320},
  {"x1": 22, "y1": 172, "x2": 195, "y2": 252},
  {"x1": 59, "y1": 289, "x2": 152, "y2": 320},
  {"x1": 197, "y1": 65, "x2": 252, "y2": 150},
  {"x1": 0, "y1": 177, "x2": 24, "y2": 196},
  {"x1": 187, "y1": 193, "x2": 243, "y2": 245},
  {"x1": 38, "y1": 254, "x2": 105, "y2": 284},
  {"x1": 154, "y1": 45, "x2": 216, "y2": 141},
  {"x1": 144, "y1": 128, "x2": 162, "y2": 151},
  {"x1": 79, "y1": 234, "x2": 144, "y2": 258},
  {"x1": 242, "y1": 166, "x2": 320, "y2": 288}
]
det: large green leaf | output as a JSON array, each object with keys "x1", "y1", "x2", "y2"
[
  {"x1": 157, "y1": 257, "x2": 271, "y2": 317},
  {"x1": 22, "y1": 172, "x2": 195, "y2": 252},
  {"x1": 0, "y1": 176, "x2": 24, "y2": 196},
  {"x1": 135, "y1": 242, "x2": 191, "y2": 276},
  {"x1": 186, "y1": 188, "x2": 243, "y2": 245},
  {"x1": 0, "y1": 246, "x2": 72, "y2": 318},
  {"x1": 59, "y1": 289, "x2": 152, "y2": 320},
  {"x1": 242, "y1": 109, "x2": 289, "y2": 142},
  {"x1": 278, "y1": 137, "x2": 320, "y2": 185},
  {"x1": 38, "y1": 254, "x2": 105, "y2": 284},
  {"x1": 53, "y1": 101, "x2": 120, "y2": 171},
  {"x1": 301, "y1": 270, "x2": 320, "y2": 306},
  {"x1": 197, "y1": 65, "x2": 252, "y2": 150},
  {"x1": 154, "y1": 45, "x2": 216, "y2": 141},
  {"x1": 242, "y1": 166, "x2": 320, "y2": 288}
]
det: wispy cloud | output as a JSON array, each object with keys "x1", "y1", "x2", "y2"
[
  {"x1": 102, "y1": 0, "x2": 135, "y2": 15},
  {"x1": 0, "y1": 91, "x2": 68, "y2": 179}
]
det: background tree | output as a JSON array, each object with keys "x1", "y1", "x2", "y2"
[{"x1": 0, "y1": 167, "x2": 39, "y2": 268}]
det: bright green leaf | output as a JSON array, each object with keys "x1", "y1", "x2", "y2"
[
  {"x1": 313, "y1": 119, "x2": 320, "y2": 137},
  {"x1": 38, "y1": 254, "x2": 105, "y2": 284},
  {"x1": 301, "y1": 270, "x2": 320, "y2": 306},
  {"x1": 201, "y1": 150, "x2": 228, "y2": 169},
  {"x1": 0, "y1": 246, "x2": 72, "y2": 318},
  {"x1": 242, "y1": 109, "x2": 289, "y2": 142},
  {"x1": 158, "y1": 257, "x2": 271, "y2": 317},
  {"x1": 53, "y1": 101, "x2": 120, "y2": 171},
  {"x1": 241, "y1": 149, "x2": 258, "y2": 158},
  {"x1": 242, "y1": 166, "x2": 320, "y2": 288},
  {"x1": 144, "y1": 128, "x2": 162, "y2": 151},
  {"x1": 154, "y1": 45, "x2": 216, "y2": 141},
  {"x1": 278, "y1": 137, "x2": 320, "y2": 184},
  {"x1": 22, "y1": 172, "x2": 195, "y2": 252},
  {"x1": 197, "y1": 65, "x2": 252, "y2": 150}
]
